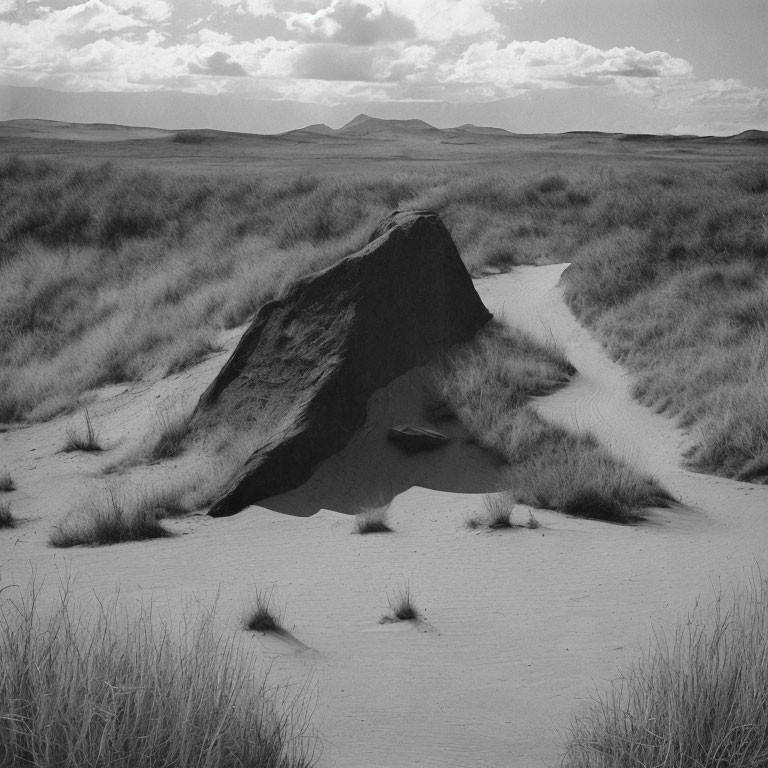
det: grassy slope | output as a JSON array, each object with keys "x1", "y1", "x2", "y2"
[
  {"x1": 428, "y1": 322, "x2": 671, "y2": 521},
  {"x1": 562, "y1": 165, "x2": 768, "y2": 481},
  {"x1": 0, "y1": 157, "x2": 596, "y2": 422},
  {"x1": 3, "y1": 156, "x2": 767, "y2": 484}
]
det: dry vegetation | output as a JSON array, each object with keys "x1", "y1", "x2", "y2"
[
  {"x1": 353, "y1": 503, "x2": 393, "y2": 534},
  {"x1": 561, "y1": 574, "x2": 768, "y2": 768},
  {"x1": 2, "y1": 156, "x2": 766, "y2": 483},
  {"x1": 63, "y1": 407, "x2": 102, "y2": 452},
  {"x1": 49, "y1": 485, "x2": 187, "y2": 547},
  {"x1": 0, "y1": 469, "x2": 15, "y2": 491},
  {"x1": 244, "y1": 588, "x2": 285, "y2": 633},
  {"x1": 383, "y1": 582, "x2": 418, "y2": 622},
  {"x1": 0, "y1": 502, "x2": 14, "y2": 528},
  {"x1": 561, "y1": 165, "x2": 768, "y2": 481},
  {"x1": 429, "y1": 322, "x2": 671, "y2": 521},
  {"x1": 0, "y1": 582, "x2": 316, "y2": 767}
]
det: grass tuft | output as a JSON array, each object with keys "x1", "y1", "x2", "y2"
[
  {"x1": 50, "y1": 486, "x2": 171, "y2": 547},
  {"x1": 0, "y1": 470, "x2": 15, "y2": 492},
  {"x1": 0, "y1": 502, "x2": 14, "y2": 528},
  {"x1": 0, "y1": 582, "x2": 316, "y2": 767},
  {"x1": 484, "y1": 494, "x2": 516, "y2": 528},
  {"x1": 147, "y1": 408, "x2": 194, "y2": 461},
  {"x1": 466, "y1": 494, "x2": 521, "y2": 530},
  {"x1": 244, "y1": 588, "x2": 284, "y2": 633},
  {"x1": 63, "y1": 408, "x2": 102, "y2": 452},
  {"x1": 353, "y1": 504, "x2": 393, "y2": 534},
  {"x1": 561, "y1": 574, "x2": 768, "y2": 768},
  {"x1": 383, "y1": 583, "x2": 418, "y2": 622}
]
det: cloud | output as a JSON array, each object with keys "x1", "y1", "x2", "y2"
[
  {"x1": 448, "y1": 38, "x2": 693, "y2": 90},
  {"x1": 189, "y1": 50, "x2": 248, "y2": 76},
  {"x1": 286, "y1": 0, "x2": 416, "y2": 45},
  {"x1": 104, "y1": 0, "x2": 172, "y2": 22},
  {"x1": 211, "y1": 0, "x2": 275, "y2": 17}
]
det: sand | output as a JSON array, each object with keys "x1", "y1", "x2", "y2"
[{"x1": 2, "y1": 264, "x2": 768, "y2": 768}]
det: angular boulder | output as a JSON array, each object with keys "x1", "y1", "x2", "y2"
[{"x1": 194, "y1": 210, "x2": 492, "y2": 517}]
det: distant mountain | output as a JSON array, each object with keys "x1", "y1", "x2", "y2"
[
  {"x1": 457, "y1": 124, "x2": 515, "y2": 136},
  {"x1": 337, "y1": 114, "x2": 440, "y2": 136},
  {"x1": 300, "y1": 123, "x2": 336, "y2": 135},
  {"x1": 728, "y1": 129, "x2": 768, "y2": 142}
]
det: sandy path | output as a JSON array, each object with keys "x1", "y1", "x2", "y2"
[{"x1": 2, "y1": 264, "x2": 768, "y2": 768}]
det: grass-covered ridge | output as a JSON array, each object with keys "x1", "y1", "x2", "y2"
[
  {"x1": 0, "y1": 582, "x2": 316, "y2": 767},
  {"x1": 429, "y1": 322, "x2": 671, "y2": 522},
  {"x1": 561, "y1": 164, "x2": 768, "y2": 482},
  {"x1": 0, "y1": 156, "x2": 642, "y2": 422},
  {"x1": 3, "y1": 153, "x2": 767, "y2": 487}
]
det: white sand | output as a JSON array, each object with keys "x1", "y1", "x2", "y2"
[{"x1": 3, "y1": 264, "x2": 768, "y2": 767}]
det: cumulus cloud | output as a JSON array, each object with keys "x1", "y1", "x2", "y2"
[
  {"x1": 286, "y1": 0, "x2": 416, "y2": 45},
  {"x1": 106, "y1": 0, "x2": 172, "y2": 21},
  {"x1": 449, "y1": 38, "x2": 693, "y2": 90},
  {"x1": 211, "y1": 0, "x2": 275, "y2": 16},
  {"x1": 190, "y1": 50, "x2": 248, "y2": 76}
]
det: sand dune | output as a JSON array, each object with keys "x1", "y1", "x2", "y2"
[{"x1": 3, "y1": 265, "x2": 768, "y2": 767}]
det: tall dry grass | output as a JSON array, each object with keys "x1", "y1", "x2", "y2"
[
  {"x1": 0, "y1": 157, "x2": 601, "y2": 422},
  {"x1": 561, "y1": 164, "x2": 768, "y2": 481},
  {"x1": 0, "y1": 580, "x2": 316, "y2": 767},
  {"x1": 561, "y1": 574, "x2": 768, "y2": 768},
  {"x1": 3, "y1": 156, "x2": 767, "y2": 484},
  {"x1": 430, "y1": 322, "x2": 671, "y2": 521}
]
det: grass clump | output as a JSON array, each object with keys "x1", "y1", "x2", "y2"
[
  {"x1": 382, "y1": 583, "x2": 418, "y2": 622},
  {"x1": 430, "y1": 323, "x2": 670, "y2": 522},
  {"x1": 0, "y1": 582, "x2": 316, "y2": 768},
  {"x1": 353, "y1": 504, "x2": 393, "y2": 534},
  {"x1": 244, "y1": 588, "x2": 284, "y2": 633},
  {"x1": 63, "y1": 408, "x2": 102, "y2": 452},
  {"x1": 50, "y1": 486, "x2": 172, "y2": 547},
  {"x1": 561, "y1": 574, "x2": 768, "y2": 768},
  {"x1": 466, "y1": 493, "x2": 520, "y2": 530},
  {"x1": 0, "y1": 469, "x2": 15, "y2": 491},
  {"x1": 0, "y1": 502, "x2": 14, "y2": 528}
]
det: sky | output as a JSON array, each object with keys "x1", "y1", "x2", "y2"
[{"x1": 0, "y1": 0, "x2": 766, "y2": 134}]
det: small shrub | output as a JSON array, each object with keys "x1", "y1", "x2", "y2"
[
  {"x1": 383, "y1": 583, "x2": 418, "y2": 622},
  {"x1": 0, "y1": 470, "x2": 15, "y2": 492},
  {"x1": 63, "y1": 408, "x2": 102, "y2": 452},
  {"x1": 0, "y1": 502, "x2": 14, "y2": 528},
  {"x1": 354, "y1": 505, "x2": 392, "y2": 534},
  {"x1": 244, "y1": 588, "x2": 283, "y2": 633},
  {"x1": 50, "y1": 486, "x2": 171, "y2": 547}
]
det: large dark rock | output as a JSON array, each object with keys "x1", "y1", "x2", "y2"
[{"x1": 194, "y1": 210, "x2": 492, "y2": 517}]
